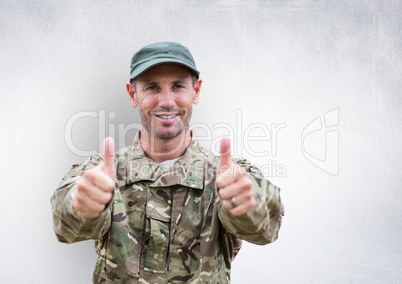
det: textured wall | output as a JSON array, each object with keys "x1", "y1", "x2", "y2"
[{"x1": 1, "y1": 1, "x2": 401, "y2": 283}]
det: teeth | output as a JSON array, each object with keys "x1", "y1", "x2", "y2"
[{"x1": 158, "y1": 115, "x2": 176, "y2": 119}]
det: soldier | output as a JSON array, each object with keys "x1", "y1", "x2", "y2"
[{"x1": 51, "y1": 41, "x2": 284, "y2": 283}]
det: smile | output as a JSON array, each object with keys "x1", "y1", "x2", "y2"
[{"x1": 156, "y1": 114, "x2": 177, "y2": 119}]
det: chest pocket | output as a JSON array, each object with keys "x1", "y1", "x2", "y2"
[{"x1": 144, "y1": 187, "x2": 172, "y2": 274}]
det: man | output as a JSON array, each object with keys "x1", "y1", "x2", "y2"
[{"x1": 51, "y1": 41, "x2": 284, "y2": 283}]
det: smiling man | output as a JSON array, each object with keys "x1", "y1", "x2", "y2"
[
  {"x1": 127, "y1": 63, "x2": 201, "y2": 162},
  {"x1": 51, "y1": 42, "x2": 284, "y2": 283}
]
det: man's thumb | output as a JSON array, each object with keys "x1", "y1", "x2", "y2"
[
  {"x1": 102, "y1": 137, "x2": 116, "y2": 178},
  {"x1": 219, "y1": 138, "x2": 231, "y2": 173}
]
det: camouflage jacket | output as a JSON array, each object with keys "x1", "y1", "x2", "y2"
[{"x1": 51, "y1": 133, "x2": 284, "y2": 284}]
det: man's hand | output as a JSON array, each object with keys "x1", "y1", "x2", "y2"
[
  {"x1": 73, "y1": 137, "x2": 116, "y2": 218},
  {"x1": 216, "y1": 138, "x2": 256, "y2": 216}
]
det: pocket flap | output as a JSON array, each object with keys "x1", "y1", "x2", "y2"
[{"x1": 146, "y1": 188, "x2": 172, "y2": 222}]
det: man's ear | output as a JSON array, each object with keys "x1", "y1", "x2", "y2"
[
  {"x1": 126, "y1": 82, "x2": 138, "y2": 108},
  {"x1": 192, "y1": 78, "x2": 202, "y2": 105}
]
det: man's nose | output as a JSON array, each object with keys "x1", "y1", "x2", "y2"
[{"x1": 158, "y1": 88, "x2": 175, "y2": 109}]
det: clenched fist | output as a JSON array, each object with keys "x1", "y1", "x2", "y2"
[
  {"x1": 216, "y1": 138, "x2": 256, "y2": 216},
  {"x1": 73, "y1": 137, "x2": 116, "y2": 218}
]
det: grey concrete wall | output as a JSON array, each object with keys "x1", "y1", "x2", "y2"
[{"x1": 0, "y1": 1, "x2": 401, "y2": 283}]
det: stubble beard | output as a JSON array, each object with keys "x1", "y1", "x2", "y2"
[{"x1": 140, "y1": 107, "x2": 193, "y2": 141}]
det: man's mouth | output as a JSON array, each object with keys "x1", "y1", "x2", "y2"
[{"x1": 155, "y1": 114, "x2": 177, "y2": 119}]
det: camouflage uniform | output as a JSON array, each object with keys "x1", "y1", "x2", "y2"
[{"x1": 51, "y1": 133, "x2": 284, "y2": 283}]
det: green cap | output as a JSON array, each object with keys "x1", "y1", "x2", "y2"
[{"x1": 129, "y1": 41, "x2": 200, "y2": 80}]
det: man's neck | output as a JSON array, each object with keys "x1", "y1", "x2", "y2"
[{"x1": 139, "y1": 128, "x2": 192, "y2": 163}]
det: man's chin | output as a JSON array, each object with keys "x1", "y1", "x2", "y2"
[{"x1": 151, "y1": 129, "x2": 184, "y2": 140}]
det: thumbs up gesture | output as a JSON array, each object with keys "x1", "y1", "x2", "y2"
[
  {"x1": 216, "y1": 138, "x2": 256, "y2": 216},
  {"x1": 73, "y1": 137, "x2": 116, "y2": 218}
]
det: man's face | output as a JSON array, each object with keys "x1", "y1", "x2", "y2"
[{"x1": 127, "y1": 64, "x2": 202, "y2": 140}]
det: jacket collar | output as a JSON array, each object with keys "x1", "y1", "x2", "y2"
[{"x1": 123, "y1": 132, "x2": 205, "y2": 190}]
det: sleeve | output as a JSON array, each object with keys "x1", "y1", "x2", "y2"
[
  {"x1": 218, "y1": 159, "x2": 284, "y2": 245},
  {"x1": 50, "y1": 154, "x2": 113, "y2": 244}
]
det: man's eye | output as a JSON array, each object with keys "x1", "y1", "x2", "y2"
[
  {"x1": 145, "y1": 85, "x2": 158, "y2": 91},
  {"x1": 173, "y1": 84, "x2": 184, "y2": 89}
]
